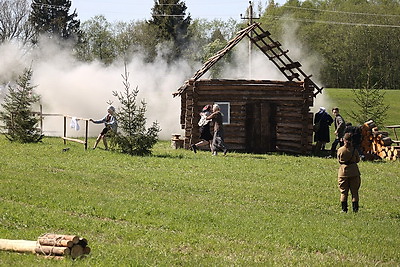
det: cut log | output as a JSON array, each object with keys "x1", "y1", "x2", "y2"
[
  {"x1": 0, "y1": 239, "x2": 70, "y2": 256},
  {"x1": 382, "y1": 137, "x2": 393, "y2": 146},
  {"x1": 83, "y1": 246, "x2": 91, "y2": 255},
  {"x1": 364, "y1": 120, "x2": 376, "y2": 129},
  {"x1": 77, "y1": 238, "x2": 88, "y2": 247},
  {"x1": 35, "y1": 245, "x2": 70, "y2": 256},
  {"x1": 387, "y1": 149, "x2": 392, "y2": 159},
  {"x1": 70, "y1": 244, "x2": 84, "y2": 259},
  {"x1": 38, "y1": 237, "x2": 73, "y2": 248},
  {"x1": 0, "y1": 239, "x2": 36, "y2": 253},
  {"x1": 41, "y1": 234, "x2": 79, "y2": 244}
]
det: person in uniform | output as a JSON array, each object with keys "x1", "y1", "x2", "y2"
[
  {"x1": 337, "y1": 132, "x2": 361, "y2": 213},
  {"x1": 191, "y1": 105, "x2": 213, "y2": 153},
  {"x1": 206, "y1": 104, "x2": 228, "y2": 156},
  {"x1": 90, "y1": 105, "x2": 117, "y2": 150},
  {"x1": 331, "y1": 107, "x2": 346, "y2": 157}
]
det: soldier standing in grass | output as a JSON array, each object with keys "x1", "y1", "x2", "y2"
[
  {"x1": 206, "y1": 104, "x2": 228, "y2": 156},
  {"x1": 337, "y1": 132, "x2": 361, "y2": 213},
  {"x1": 90, "y1": 105, "x2": 117, "y2": 150}
]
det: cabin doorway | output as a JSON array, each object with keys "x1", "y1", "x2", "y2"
[{"x1": 245, "y1": 102, "x2": 277, "y2": 153}]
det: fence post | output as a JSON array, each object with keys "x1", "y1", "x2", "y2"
[
  {"x1": 63, "y1": 116, "x2": 67, "y2": 145},
  {"x1": 39, "y1": 104, "x2": 43, "y2": 133},
  {"x1": 85, "y1": 120, "x2": 88, "y2": 150}
]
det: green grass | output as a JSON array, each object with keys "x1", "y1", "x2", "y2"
[
  {"x1": 1, "y1": 135, "x2": 399, "y2": 266},
  {"x1": 1, "y1": 88, "x2": 399, "y2": 266},
  {"x1": 324, "y1": 88, "x2": 400, "y2": 138}
]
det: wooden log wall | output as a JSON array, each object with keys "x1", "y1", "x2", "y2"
[{"x1": 180, "y1": 79, "x2": 314, "y2": 154}]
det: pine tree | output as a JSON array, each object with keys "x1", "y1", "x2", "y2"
[
  {"x1": 0, "y1": 68, "x2": 43, "y2": 143},
  {"x1": 30, "y1": 0, "x2": 80, "y2": 42},
  {"x1": 147, "y1": 0, "x2": 191, "y2": 62},
  {"x1": 348, "y1": 64, "x2": 389, "y2": 127},
  {"x1": 348, "y1": 86, "x2": 389, "y2": 127},
  {"x1": 110, "y1": 65, "x2": 160, "y2": 156}
]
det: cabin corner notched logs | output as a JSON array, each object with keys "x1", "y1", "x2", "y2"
[
  {"x1": 361, "y1": 120, "x2": 399, "y2": 161},
  {"x1": 0, "y1": 234, "x2": 90, "y2": 259}
]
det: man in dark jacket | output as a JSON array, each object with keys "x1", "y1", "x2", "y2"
[{"x1": 314, "y1": 107, "x2": 333, "y2": 154}]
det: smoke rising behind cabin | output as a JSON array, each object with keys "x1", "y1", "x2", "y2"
[{"x1": 0, "y1": 24, "x2": 329, "y2": 139}]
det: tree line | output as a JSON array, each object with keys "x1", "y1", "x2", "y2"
[{"x1": 0, "y1": 0, "x2": 399, "y2": 89}]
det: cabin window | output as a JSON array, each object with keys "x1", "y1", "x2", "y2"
[{"x1": 215, "y1": 102, "x2": 230, "y2": 124}]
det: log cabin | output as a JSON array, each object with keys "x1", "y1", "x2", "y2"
[{"x1": 173, "y1": 23, "x2": 323, "y2": 154}]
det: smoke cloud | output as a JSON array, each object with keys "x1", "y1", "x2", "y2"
[
  {"x1": 280, "y1": 20, "x2": 331, "y2": 114},
  {"x1": 0, "y1": 38, "x2": 193, "y2": 139},
  {"x1": 0, "y1": 25, "x2": 328, "y2": 139}
]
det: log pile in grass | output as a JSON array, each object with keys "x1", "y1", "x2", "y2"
[
  {"x1": 0, "y1": 233, "x2": 90, "y2": 259},
  {"x1": 361, "y1": 120, "x2": 398, "y2": 161}
]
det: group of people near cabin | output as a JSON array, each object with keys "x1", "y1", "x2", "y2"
[
  {"x1": 314, "y1": 107, "x2": 361, "y2": 213},
  {"x1": 191, "y1": 104, "x2": 228, "y2": 156},
  {"x1": 89, "y1": 103, "x2": 228, "y2": 156},
  {"x1": 89, "y1": 104, "x2": 361, "y2": 213}
]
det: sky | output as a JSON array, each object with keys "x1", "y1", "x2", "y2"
[{"x1": 70, "y1": 0, "x2": 287, "y2": 23}]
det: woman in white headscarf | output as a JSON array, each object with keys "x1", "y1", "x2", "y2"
[
  {"x1": 191, "y1": 105, "x2": 213, "y2": 153},
  {"x1": 314, "y1": 107, "x2": 333, "y2": 154}
]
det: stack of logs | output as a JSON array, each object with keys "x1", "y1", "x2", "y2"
[
  {"x1": 0, "y1": 233, "x2": 90, "y2": 259},
  {"x1": 361, "y1": 120, "x2": 399, "y2": 161}
]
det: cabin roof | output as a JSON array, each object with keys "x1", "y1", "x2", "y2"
[{"x1": 173, "y1": 23, "x2": 323, "y2": 98}]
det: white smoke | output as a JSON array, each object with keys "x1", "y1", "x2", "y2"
[
  {"x1": 0, "y1": 25, "x2": 329, "y2": 139},
  {"x1": 0, "y1": 38, "x2": 192, "y2": 139},
  {"x1": 280, "y1": 19, "x2": 331, "y2": 114}
]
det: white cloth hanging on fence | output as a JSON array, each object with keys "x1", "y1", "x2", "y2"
[{"x1": 70, "y1": 117, "x2": 80, "y2": 131}]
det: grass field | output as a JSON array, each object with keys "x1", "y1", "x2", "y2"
[
  {"x1": 0, "y1": 89, "x2": 399, "y2": 266},
  {"x1": 323, "y1": 89, "x2": 400, "y2": 138}
]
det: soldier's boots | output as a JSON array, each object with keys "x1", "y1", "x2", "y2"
[
  {"x1": 341, "y1": 201, "x2": 348, "y2": 213},
  {"x1": 352, "y1": 201, "x2": 359, "y2": 213}
]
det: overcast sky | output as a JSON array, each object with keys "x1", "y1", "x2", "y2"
[{"x1": 70, "y1": 0, "x2": 288, "y2": 23}]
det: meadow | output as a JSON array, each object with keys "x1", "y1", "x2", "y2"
[
  {"x1": 323, "y1": 88, "x2": 400, "y2": 137},
  {"x1": 0, "y1": 89, "x2": 399, "y2": 266}
]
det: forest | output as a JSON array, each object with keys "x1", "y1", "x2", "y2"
[{"x1": 0, "y1": 0, "x2": 399, "y2": 89}]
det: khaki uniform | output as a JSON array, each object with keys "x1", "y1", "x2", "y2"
[{"x1": 337, "y1": 146, "x2": 361, "y2": 202}]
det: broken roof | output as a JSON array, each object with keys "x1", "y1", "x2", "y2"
[{"x1": 173, "y1": 22, "x2": 323, "y2": 98}]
